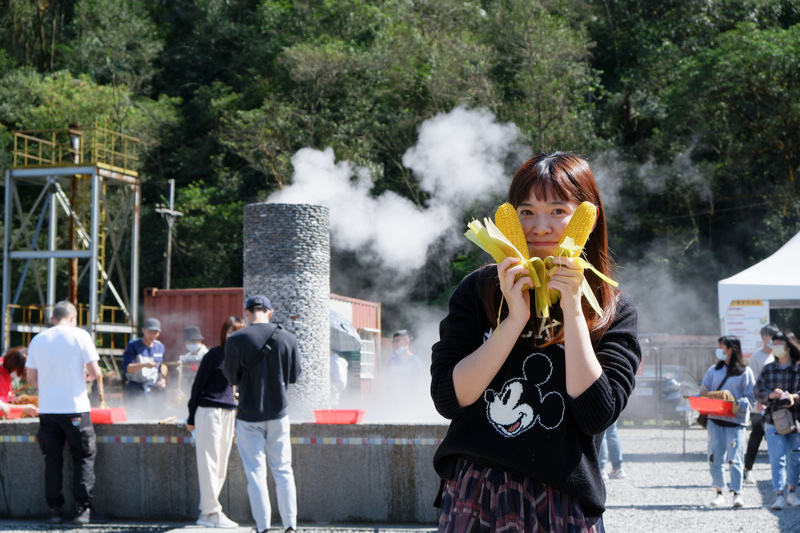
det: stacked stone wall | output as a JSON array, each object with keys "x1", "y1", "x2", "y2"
[{"x1": 243, "y1": 203, "x2": 330, "y2": 419}]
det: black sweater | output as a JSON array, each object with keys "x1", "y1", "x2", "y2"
[
  {"x1": 430, "y1": 266, "x2": 641, "y2": 517},
  {"x1": 223, "y1": 323, "x2": 301, "y2": 422},
  {"x1": 186, "y1": 346, "x2": 237, "y2": 426}
]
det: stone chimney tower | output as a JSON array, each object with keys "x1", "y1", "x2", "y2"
[{"x1": 242, "y1": 203, "x2": 330, "y2": 420}]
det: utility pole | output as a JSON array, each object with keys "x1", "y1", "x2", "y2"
[{"x1": 155, "y1": 179, "x2": 183, "y2": 289}]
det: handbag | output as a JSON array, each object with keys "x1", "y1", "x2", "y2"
[
  {"x1": 772, "y1": 406, "x2": 800, "y2": 435},
  {"x1": 770, "y1": 364, "x2": 800, "y2": 435}
]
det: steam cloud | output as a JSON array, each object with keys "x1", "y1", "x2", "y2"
[
  {"x1": 268, "y1": 106, "x2": 520, "y2": 271},
  {"x1": 268, "y1": 106, "x2": 720, "y2": 421},
  {"x1": 268, "y1": 106, "x2": 521, "y2": 421}
]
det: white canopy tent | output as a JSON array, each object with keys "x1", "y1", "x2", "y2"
[{"x1": 718, "y1": 231, "x2": 800, "y2": 332}]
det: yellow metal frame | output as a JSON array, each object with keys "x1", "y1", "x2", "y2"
[{"x1": 12, "y1": 124, "x2": 139, "y2": 177}]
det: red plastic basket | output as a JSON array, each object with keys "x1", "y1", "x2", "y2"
[
  {"x1": 689, "y1": 396, "x2": 735, "y2": 417},
  {"x1": 3, "y1": 404, "x2": 26, "y2": 419},
  {"x1": 312, "y1": 409, "x2": 365, "y2": 424},
  {"x1": 90, "y1": 407, "x2": 127, "y2": 424}
]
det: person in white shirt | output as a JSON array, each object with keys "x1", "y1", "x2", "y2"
[
  {"x1": 26, "y1": 300, "x2": 107, "y2": 526},
  {"x1": 330, "y1": 351, "x2": 349, "y2": 406}
]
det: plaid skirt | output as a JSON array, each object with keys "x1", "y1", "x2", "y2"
[{"x1": 438, "y1": 458, "x2": 604, "y2": 533}]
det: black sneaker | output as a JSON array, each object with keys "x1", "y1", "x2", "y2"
[
  {"x1": 73, "y1": 504, "x2": 108, "y2": 525},
  {"x1": 48, "y1": 507, "x2": 63, "y2": 524}
]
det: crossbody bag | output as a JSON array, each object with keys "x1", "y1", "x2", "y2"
[{"x1": 242, "y1": 325, "x2": 284, "y2": 372}]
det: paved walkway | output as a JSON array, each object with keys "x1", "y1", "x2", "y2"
[{"x1": 3, "y1": 426, "x2": 800, "y2": 532}]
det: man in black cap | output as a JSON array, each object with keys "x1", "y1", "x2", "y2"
[
  {"x1": 121, "y1": 317, "x2": 168, "y2": 406},
  {"x1": 223, "y1": 294, "x2": 301, "y2": 533}
]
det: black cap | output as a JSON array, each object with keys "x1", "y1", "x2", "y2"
[{"x1": 245, "y1": 294, "x2": 272, "y2": 311}]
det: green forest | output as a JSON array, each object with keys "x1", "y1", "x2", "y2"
[{"x1": 1, "y1": 0, "x2": 799, "y2": 336}]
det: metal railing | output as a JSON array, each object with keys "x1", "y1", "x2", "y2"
[
  {"x1": 4, "y1": 303, "x2": 132, "y2": 375},
  {"x1": 12, "y1": 124, "x2": 139, "y2": 175}
]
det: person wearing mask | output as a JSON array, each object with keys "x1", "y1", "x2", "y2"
[
  {"x1": 430, "y1": 152, "x2": 641, "y2": 530},
  {"x1": 700, "y1": 336, "x2": 755, "y2": 508},
  {"x1": 186, "y1": 317, "x2": 245, "y2": 529},
  {"x1": 755, "y1": 330, "x2": 800, "y2": 510},
  {"x1": 385, "y1": 329, "x2": 425, "y2": 402},
  {"x1": 179, "y1": 326, "x2": 210, "y2": 399},
  {"x1": 386, "y1": 330, "x2": 424, "y2": 378},
  {"x1": 743, "y1": 323, "x2": 780, "y2": 484}
]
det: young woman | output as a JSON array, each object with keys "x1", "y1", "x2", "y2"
[
  {"x1": 186, "y1": 316, "x2": 246, "y2": 529},
  {"x1": 700, "y1": 335, "x2": 755, "y2": 508},
  {"x1": 755, "y1": 330, "x2": 800, "y2": 511},
  {"x1": 431, "y1": 152, "x2": 641, "y2": 531}
]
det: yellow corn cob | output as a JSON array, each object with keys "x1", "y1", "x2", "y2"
[
  {"x1": 494, "y1": 203, "x2": 530, "y2": 260},
  {"x1": 559, "y1": 201, "x2": 597, "y2": 249}
]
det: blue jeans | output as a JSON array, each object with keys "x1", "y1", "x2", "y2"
[
  {"x1": 764, "y1": 423, "x2": 800, "y2": 493},
  {"x1": 600, "y1": 420, "x2": 622, "y2": 471},
  {"x1": 707, "y1": 420, "x2": 746, "y2": 493},
  {"x1": 235, "y1": 416, "x2": 297, "y2": 531}
]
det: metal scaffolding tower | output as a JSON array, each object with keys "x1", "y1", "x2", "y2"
[{"x1": 2, "y1": 124, "x2": 141, "y2": 370}]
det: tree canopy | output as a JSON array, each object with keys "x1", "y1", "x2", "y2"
[{"x1": 1, "y1": 0, "x2": 799, "y2": 334}]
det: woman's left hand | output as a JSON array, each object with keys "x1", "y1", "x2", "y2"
[{"x1": 547, "y1": 256, "x2": 585, "y2": 312}]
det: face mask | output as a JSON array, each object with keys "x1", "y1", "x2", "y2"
[
  {"x1": 774, "y1": 345, "x2": 787, "y2": 358},
  {"x1": 10, "y1": 371, "x2": 18, "y2": 380},
  {"x1": 186, "y1": 343, "x2": 201, "y2": 353},
  {"x1": 715, "y1": 348, "x2": 727, "y2": 361}
]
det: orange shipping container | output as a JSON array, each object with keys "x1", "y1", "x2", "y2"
[{"x1": 143, "y1": 287, "x2": 380, "y2": 362}]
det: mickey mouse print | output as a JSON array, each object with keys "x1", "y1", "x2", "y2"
[{"x1": 484, "y1": 352, "x2": 565, "y2": 437}]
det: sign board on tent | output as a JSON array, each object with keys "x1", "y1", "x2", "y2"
[
  {"x1": 718, "y1": 232, "x2": 800, "y2": 334},
  {"x1": 722, "y1": 299, "x2": 769, "y2": 359}
]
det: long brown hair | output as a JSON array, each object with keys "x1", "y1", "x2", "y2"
[
  {"x1": 479, "y1": 151, "x2": 618, "y2": 346},
  {"x1": 219, "y1": 316, "x2": 247, "y2": 352}
]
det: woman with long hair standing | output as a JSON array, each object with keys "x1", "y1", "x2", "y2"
[
  {"x1": 186, "y1": 316, "x2": 246, "y2": 528},
  {"x1": 755, "y1": 330, "x2": 800, "y2": 510},
  {"x1": 431, "y1": 152, "x2": 641, "y2": 531},
  {"x1": 700, "y1": 335, "x2": 755, "y2": 508}
]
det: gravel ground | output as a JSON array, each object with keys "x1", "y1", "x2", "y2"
[{"x1": 1, "y1": 426, "x2": 798, "y2": 532}]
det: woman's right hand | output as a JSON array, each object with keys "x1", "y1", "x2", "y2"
[
  {"x1": 497, "y1": 256, "x2": 532, "y2": 325},
  {"x1": 768, "y1": 388, "x2": 785, "y2": 400}
]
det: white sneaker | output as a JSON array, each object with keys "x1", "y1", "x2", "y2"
[
  {"x1": 609, "y1": 468, "x2": 627, "y2": 479},
  {"x1": 197, "y1": 512, "x2": 238, "y2": 528},
  {"x1": 215, "y1": 512, "x2": 238, "y2": 528},
  {"x1": 733, "y1": 493, "x2": 744, "y2": 508},
  {"x1": 709, "y1": 493, "x2": 725, "y2": 507},
  {"x1": 787, "y1": 492, "x2": 800, "y2": 507},
  {"x1": 773, "y1": 494, "x2": 787, "y2": 510},
  {"x1": 743, "y1": 470, "x2": 755, "y2": 484}
]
